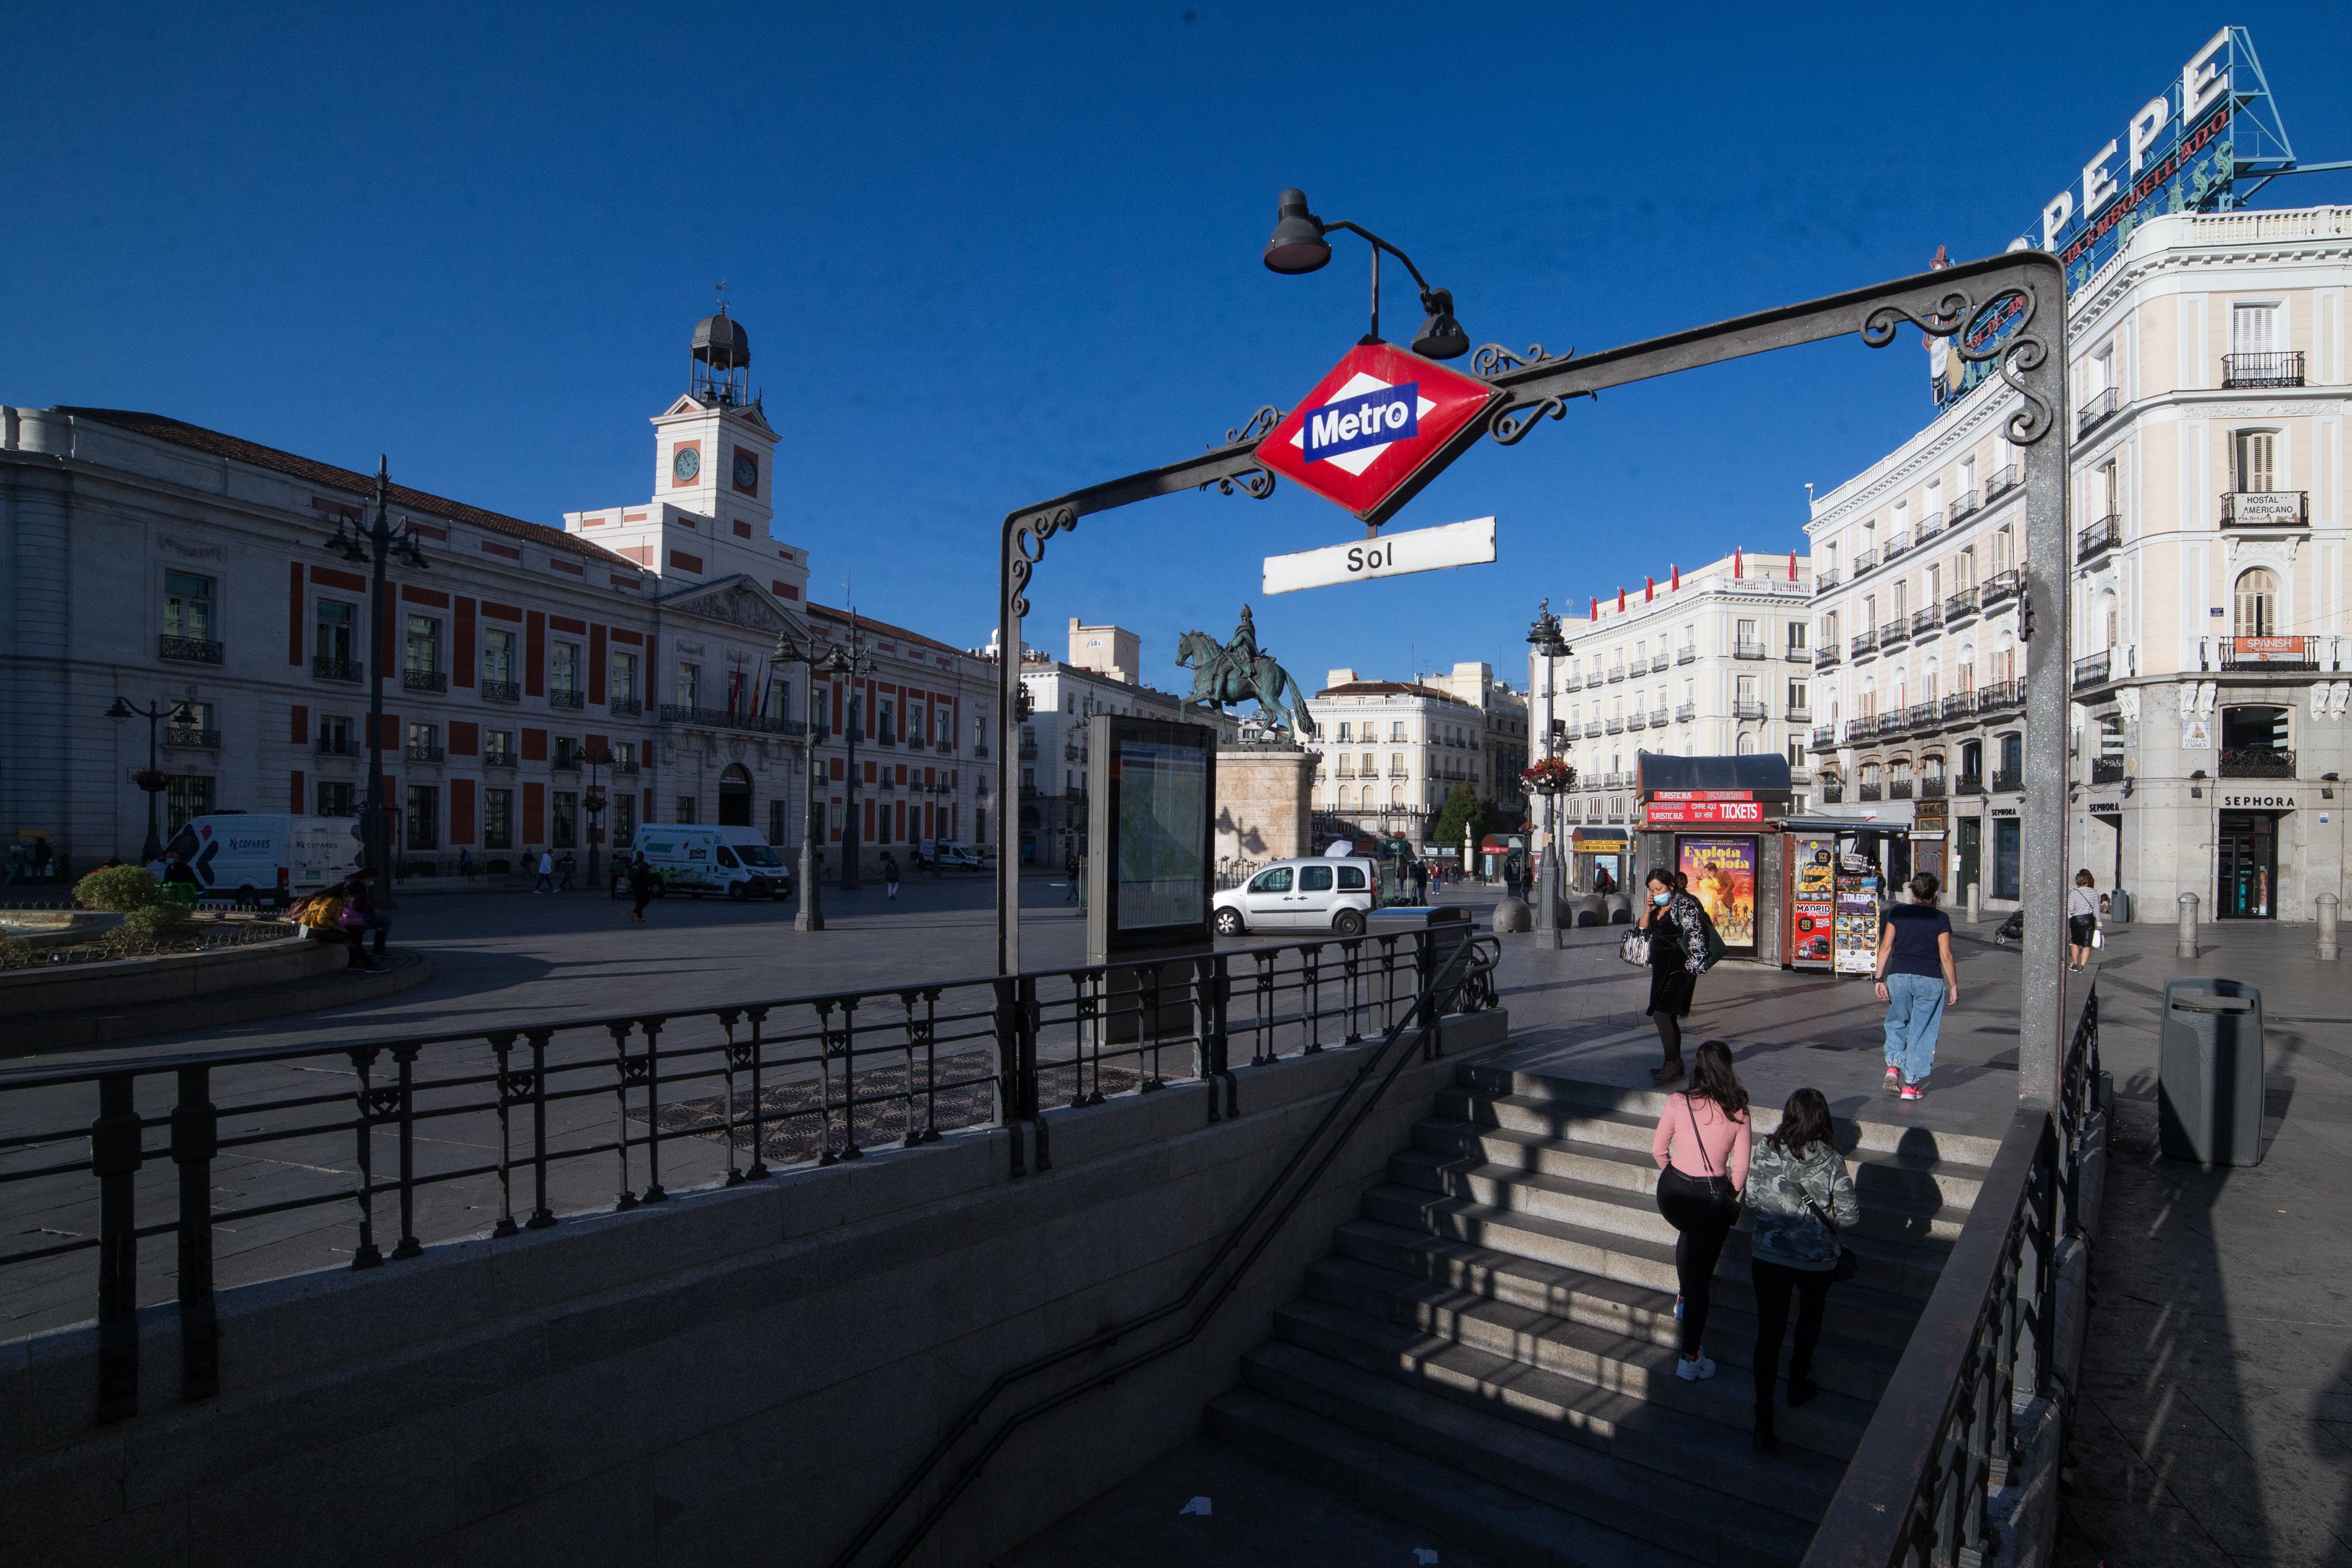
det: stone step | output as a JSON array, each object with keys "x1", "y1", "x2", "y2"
[
  {"x1": 1427, "y1": 1096, "x2": 1992, "y2": 1212},
  {"x1": 1311, "y1": 1240, "x2": 1903, "y2": 1404},
  {"x1": 1268, "y1": 1297, "x2": 1849, "y2": 1522},
  {"x1": 1206, "y1": 1384, "x2": 1696, "y2": 1568},
  {"x1": 1226, "y1": 1344, "x2": 1811, "y2": 1568},
  {"x1": 1386, "y1": 1146, "x2": 1972, "y2": 1252},
  {"x1": 1360, "y1": 1182, "x2": 1948, "y2": 1307},
  {"x1": 1455, "y1": 1064, "x2": 2007, "y2": 1167}
]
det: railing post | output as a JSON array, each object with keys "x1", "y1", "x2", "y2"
[
  {"x1": 489, "y1": 1032, "x2": 522, "y2": 1237},
  {"x1": 607, "y1": 1022, "x2": 639, "y2": 1209},
  {"x1": 91, "y1": 1072, "x2": 143, "y2": 1424},
  {"x1": 638, "y1": 1017, "x2": 669, "y2": 1202},
  {"x1": 993, "y1": 977, "x2": 1027, "y2": 1178},
  {"x1": 170, "y1": 1064, "x2": 220, "y2": 1401},
  {"x1": 718, "y1": 1010, "x2": 747, "y2": 1186},
  {"x1": 524, "y1": 1028, "x2": 556, "y2": 1228},
  {"x1": 389, "y1": 1046, "x2": 424, "y2": 1259},
  {"x1": 743, "y1": 1006, "x2": 773, "y2": 1177},
  {"x1": 349, "y1": 1047, "x2": 385, "y2": 1268}
]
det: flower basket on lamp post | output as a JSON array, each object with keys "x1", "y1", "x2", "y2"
[{"x1": 1521, "y1": 758, "x2": 1577, "y2": 796}]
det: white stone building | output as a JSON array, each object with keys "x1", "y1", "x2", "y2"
[
  {"x1": 1530, "y1": 550, "x2": 1817, "y2": 833},
  {"x1": 0, "y1": 310, "x2": 995, "y2": 881},
  {"x1": 1423, "y1": 662, "x2": 1533, "y2": 816},
  {"x1": 1307, "y1": 673, "x2": 1487, "y2": 854},
  {"x1": 1805, "y1": 205, "x2": 2352, "y2": 920},
  {"x1": 991, "y1": 620, "x2": 1188, "y2": 866}
]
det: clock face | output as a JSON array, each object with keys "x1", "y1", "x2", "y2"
[
  {"x1": 672, "y1": 445, "x2": 701, "y2": 484},
  {"x1": 733, "y1": 450, "x2": 760, "y2": 496}
]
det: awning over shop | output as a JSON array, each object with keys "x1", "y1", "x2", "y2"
[
  {"x1": 1570, "y1": 829, "x2": 1631, "y2": 852},
  {"x1": 1782, "y1": 804, "x2": 1917, "y2": 833}
]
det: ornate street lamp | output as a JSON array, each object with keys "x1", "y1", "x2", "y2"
[
  {"x1": 771, "y1": 621, "x2": 838, "y2": 931},
  {"x1": 1263, "y1": 187, "x2": 1470, "y2": 359},
  {"x1": 581, "y1": 743, "x2": 614, "y2": 892},
  {"x1": 106, "y1": 695, "x2": 198, "y2": 863},
  {"x1": 318, "y1": 458, "x2": 429, "y2": 891},
  {"x1": 1525, "y1": 600, "x2": 1575, "y2": 949}
]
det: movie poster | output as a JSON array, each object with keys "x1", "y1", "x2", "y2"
[{"x1": 1678, "y1": 838, "x2": 1757, "y2": 953}]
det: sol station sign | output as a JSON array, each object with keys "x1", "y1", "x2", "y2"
[{"x1": 1254, "y1": 341, "x2": 1502, "y2": 526}]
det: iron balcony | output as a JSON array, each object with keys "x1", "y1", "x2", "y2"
[
  {"x1": 2221, "y1": 351, "x2": 2304, "y2": 389},
  {"x1": 1853, "y1": 548, "x2": 1879, "y2": 574},
  {"x1": 1882, "y1": 533, "x2": 1909, "y2": 561},
  {"x1": 2219, "y1": 746, "x2": 2295, "y2": 778},
  {"x1": 1859, "y1": 782, "x2": 1883, "y2": 801},
  {"x1": 1888, "y1": 778, "x2": 1914, "y2": 800},
  {"x1": 1650, "y1": 655, "x2": 1669, "y2": 673},
  {"x1": 1911, "y1": 606, "x2": 1942, "y2": 638},
  {"x1": 2077, "y1": 514, "x2": 2121, "y2": 560},
  {"x1": 160, "y1": 635, "x2": 224, "y2": 665},
  {"x1": 1979, "y1": 678, "x2": 2027, "y2": 712},
  {"x1": 1813, "y1": 569, "x2": 1842, "y2": 593},
  {"x1": 1606, "y1": 666, "x2": 1626, "y2": 683},
  {"x1": 1906, "y1": 702, "x2": 1938, "y2": 732},
  {"x1": 1850, "y1": 630, "x2": 1877, "y2": 659},
  {"x1": 314, "y1": 735, "x2": 355, "y2": 756},
  {"x1": 1732, "y1": 639, "x2": 1767, "y2": 660},
  {"x1": 1676, "y1": 703, "x2": 1697, "y2": 723},
  {"x1": 1626, "y1": 712, "x2": 1647, "y2": 731},
  {"x1": 1941, "y1": 692, "x2": 1976, "y2": 723},
  {"x1": 549, "y1": 689, "x2": 585, "y2": 711},
  {"x1": 311, "y1": 656, "x2": 363, "y2": 683},
  {"x1": 1820, "y1": 783, "x2": 1844, "y2": 804},
  {"x1": 1810, "y1": 725, "x2": 1837, "y2": 750},
  {"x1": 406, "y1": 743, "x2": 444, "y2": 763},
  {"x1": 1912, "y1": 510, "x2": 1944, "y2": 547},
  {"x1": 403, "y1": 669, "x2": 448, "y2": 694},
  {"x1": 2090, "y1": 759, "x2": 2125, "y2": 785},
  {"x1": 480, "y1": 679, "x2": 520, "y2": 703},
  {"x1": 484, "y1": 752, "x2": 518, "y2": 770},
  {"x1": 1992, "y1": 767, "x2": 2023, "y2": 793},
  {"x1": 1954, "y1": 772, "x2": 1983, "y2": 796},
  {"x1": 1583, "y1": 720, "x2": 1602, "y2": 737},
  {"x1": 1879, "y1": 619, "x2": 1911, "y2": 649},
  {"x1": 2073, "y1": 651, "x2": 2112, "y2": 689},
  {"x1": 1560, "y1": 673, "x2": 1583, "y2": 691},
  {"x1": 1784, "y1": 645, "x2": 1810, "y2": 663},
  {"x1": 656, "y1": 704, "x2": 807, "y2": 737},
  {"x1": 1944, "y1": 587, "x2": 1980, "y2": 625},
  {"x1": 2219, "y1": 491, "x2": 2309, "y2": 529},
  {"x1": 1814, "y1": 645, "x2": 1842, "y2": 670},
  {"x1": 1981, "y1": 569, "x2": 2022, "y2": 606},
  {"x1": 1920, "y1": 775, "x2": 1947, "y2": 798},
  {"x1": 1949, "y1": 488, "x2": 1979, "y2": 521},
  {"x1": 2218, "y1": 638, "x2": 2318, "y2": 673},
  {"x1": 2077, "y1": 386, "x2": 2120, "y2": 435},
  {"x1": 1732, "y1": 698, "x2": 1767, "y2": 719},
  {"x1": 1986, "y1": 463, "x2": 2020, "y2": 499},
  {"x1": 1649, "y1": 708, "x2": 1668, "y2": 726},
  {"x1": 609, "y1": 697, "x2": 643, "y2": 718},
  {"x1": 162, "y1": 727, "x2": 220, "y2": 749},
  {"x1": 1675, "y1": 648, "x2": 1696, "y2": 666},
  {"x1": 609, "y1": 757, "x2": 640, "y2": 776},
  {"x1": 552, "y1": 748, "x2": 583, "y2": 771}
]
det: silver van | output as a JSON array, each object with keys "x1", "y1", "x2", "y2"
[{"x1": 1212, "y1": 856, "x2": 1379, "y2": 937}]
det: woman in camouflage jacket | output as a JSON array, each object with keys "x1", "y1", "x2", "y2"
[{"x1": 1742, "y1": 1087, "x2": 1860, "y2": 1453}]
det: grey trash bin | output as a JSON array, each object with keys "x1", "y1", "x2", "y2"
[
  {"x1": 2158, "y1": 978, "x2": 2265, "y2": 1165},
  {"x1": 2108, "y1": 888, "x2": 2133, "y2": 925}
]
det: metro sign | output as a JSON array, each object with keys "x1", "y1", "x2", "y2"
[{"x1": 1254, "y1": 341, "x2": 1501, "y2": 526}]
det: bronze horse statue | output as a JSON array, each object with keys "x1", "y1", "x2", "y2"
[{"x1": 1176, "y1": 629, "x2": 1318, "y2": 741}]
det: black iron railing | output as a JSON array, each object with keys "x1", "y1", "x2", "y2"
[
  {"x1": 159, "y1": 635, "x2": 224, "y2": 665},
  {"x1": 1858, "y1": 783, "x2": 1883, "y2": 801},
  {"x1": 1992, "y1": 767, "x2": 2022, "y2": 792},
  {"x1": 2090, "y1": 759, "x2": 2125, "y2": 785},
  {"x1": 311, "y1": 656, "x2": 362, "y2": 682},
  {"x1": 1811, "y1": 725, "x2": 1837, "y2": 750},
  {"x1": 1945, "y1": 588, "x2": 1979, "y2": 622},
  {"x1": 2220, "y1": 746, "x2": 2294, "y2": 778},
  {"x1": 1888, "y1": 778, "x2": 1913, "y2": 800},
  {"x1": 1954, "y1": 772, "x2": 1983, "y2": 796},
  {"x1": 0, "y1": 928, "x2": 1494, "y2": 1424},
  {"x1": 162, "y1": 727, "x2": 219, "y2": 750},
  {"x1": 830, "y1": 923, "x2": 1496, "y2": 1568},
  {"x1": 1982, "y1": 569, "x2": 2021, "y2": 606},
  {"x1": 549, "y1": 689, "x2": 584, "y2": 711},
  {"x1": 1986, "y1": 463, "x2": 2020, "y2": 498},
  {"x1": 2077, "y1": 385, "x2": 2119, "y2": 433},
  {"x1": 2073, "y1": 651, "x2": 2112, "y2": 688},
  {"x1": 402, "y1": 669, "x2": 447, "y2": 693},
  {"x1": 658, "y1": 704, "x2": 807, "y2": 737},
  {"x1": 2222, "y1": 351, "x2": 2303, "y2": 389},
  {"x1": 1815, "y1": 646, "x2": 1842, "y2": 669},
  {"x1": 314, "y1": 735, "x2": 355, "y2": 756},
  {"x1": 1803, "y1": 978, "x2": 2101, "y2": 1568},
  {"x1": 1733, "y1": 640, "x2": 1767, "y2": 660},
  {"x1": 610, "y1": 697, "x2": 643, "y2": 718},
  {"x1": 479, "y1": 678, "x2": 520, "y2": 703},
  {"x1": 2077, "y1": 514, "x2": 2121, "y2": 559}
]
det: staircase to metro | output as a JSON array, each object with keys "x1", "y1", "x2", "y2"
[{"x1": 1207, "y1": 1062, "x2": 1998, "y2": 1567}]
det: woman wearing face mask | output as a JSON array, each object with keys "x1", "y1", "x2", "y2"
[{"x1": 1638, "y1": 866, "x2": 1711, "y2": 1084}]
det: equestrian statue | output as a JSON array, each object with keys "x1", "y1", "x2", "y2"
[{"x1": 1175, "y1": 605, "x2": 1318, "y2": 741}]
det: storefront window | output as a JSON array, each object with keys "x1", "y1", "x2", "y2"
[{"x1": 1993, "y1": 819, "x2": 2021, "y2": 902}]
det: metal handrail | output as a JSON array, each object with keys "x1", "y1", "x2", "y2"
[
  {"x1": 833, "y1": 926, "x2": 1499, "y2": 1568},
  {"x1": 1802, "y1": 978, "x2": 2100, "y2": 1568}
]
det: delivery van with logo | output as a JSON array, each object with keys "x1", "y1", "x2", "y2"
[
  {"x1": 629, "y1": 824, "x2": 795, "y2": 900},
  {"x1": 162, "y1": 814, "x2": 365, "y2": 905}
]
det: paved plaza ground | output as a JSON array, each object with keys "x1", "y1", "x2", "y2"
[{"x1": 3, "y1": 877, "x2": 2346, "y2": 1562}]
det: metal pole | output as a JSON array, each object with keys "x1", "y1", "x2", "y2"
[
  {"x1": 996, "y1": 576, "x2": 1022, "y2": 977},
  {"x1": 841, "y1": 613, "x2": 864, "y2": 893},
  {"x1": 2017, "y1": 371, "x2": 2073, "y2": 1111},
  {"x1": 798, "y1": 675, "x2": 825, "y2": 932},
  {"x1": 362, "y1": 459, "x2": 392, "y2": 890},
  {"x1": 2178, "y1": 891, "x2": 2200, "y2": 958},
  {"x1": 142, "y1": 707, "x2": 164, "y2": 863}
]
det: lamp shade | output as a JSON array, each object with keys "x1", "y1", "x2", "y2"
[
  {"x1": 1409, "y1": 288, "x2": 1469, "y2": 360},
  {"x1": 1263, "y1": 188, "x2": 1331, "y2": 274}
]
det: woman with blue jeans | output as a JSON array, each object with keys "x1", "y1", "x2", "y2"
[{"x1": 1875, "y1": 873, "x2": 1958, "y2": 1103}]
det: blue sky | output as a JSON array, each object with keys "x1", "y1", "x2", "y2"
[{"x1": 9, "y1": 3, "x2": 2350, "y2": 696}]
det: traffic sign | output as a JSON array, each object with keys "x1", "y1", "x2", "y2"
[
  {"x1": 1253, "y1": 341, "x2": 1501, "y2": 526},
  {"x1": 1262, "y1": 516, "x2": 1496, "y2": 596}
]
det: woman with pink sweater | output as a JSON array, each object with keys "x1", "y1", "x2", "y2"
[{"x1": 1649, "y1": 1039, "x2": 1753, "y2": 1380}]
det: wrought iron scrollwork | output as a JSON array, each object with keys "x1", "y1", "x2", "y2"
[
  {"x1": 1006, "y1": 502, "x2": 1078, "y2": 620},
  {"x1": 1487, "y1": 390, "x2": 1594, "y2": 447},
  {"x1": 1205, "y1": 466, "x2": 1277, "y2": 500},
  {"x1": 1471, "y1": 342, "x2": 1567, "y2": 378},
  {"x1": 1219, "y1": 405, "x2": 1283, "y2": 446},
  {"x1": 1861, "y1": 285, "x2": 2054, "y2": 447}
]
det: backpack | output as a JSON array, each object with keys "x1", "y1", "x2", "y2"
[
  {"x1": 295, "y1": 894, "x2": 346, "y2": 932},
  {"x1": 1692, "y1": 901, "x2": 1730, "y2": 973}
]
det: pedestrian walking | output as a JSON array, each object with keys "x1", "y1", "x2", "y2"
[
  {"x1": 627, "y1": 852, "x2": 656, "y2": 923},
  {"x1": 2067, "y1": 869, "x2": 2101, "y2": 971},
  {"x1": 1649, "y1": 1039, "x2": 1751, "y2": 1382},
  {"x1": 1638, "y1": 866, "x2": 1712, "y2": 1084},
  {"x1": 1743, "y1": 1087, "x2": 1860, "y2": 1454},
  {"x1": 882, "y1": 852, "x2": 901, "y2": 900},
  {"x1": 1876, "y1": 873, "x2": 1958, "y2": 1102},
  {"x1": 458, "y1": 847, "x2": 474, "y2": 879},
  {"x1": 1411, "y1": 859, "x2": 1429, "y2": 904},
  {"x1": 535, "y1": 851, "x2": 554, "y2": 894},
  {"x1": 1064, "y1": 852, "x2": 1080, "y2": 904},
  {"x1": 557, "y1": 852, "x2": 576, "y2": 892}
]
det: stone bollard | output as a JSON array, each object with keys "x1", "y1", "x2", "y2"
[
  {"x1": 2320, "y1": 893, "x2": 2341, "y2": 961},
  {"x1": 1966, "y1": 882, "x2": 1981, "y2": 924},
  {"x1": 2177, "y1": 891, "x2": 2200, "y2": 959}
]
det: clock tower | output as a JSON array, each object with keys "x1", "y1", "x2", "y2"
[{"x1": 563, "y1": 306, "x2": 810, "y2": 605}]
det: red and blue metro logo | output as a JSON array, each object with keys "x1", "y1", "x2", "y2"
[{"x1": 1253, "y1": 341, "x2": 1501, "y2": 526}]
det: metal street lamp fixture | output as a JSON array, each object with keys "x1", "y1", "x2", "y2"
[
  {"x1": 318, "y1": 458, "x2": 429, "y2": 894},
  {"x1": 813, "y1": 615, "x2": 878, "y2": 893},
  {"x1": 1526, "y1": 600, "x2": 1574, "y2": 950},
  {"x1": 107, "y1": 695, "x2": 198, "y2": 863},
  {"x1": 1262, "y1": 187, "x2": 1471, "y2": 360},
  {"x1": 771, "y1": 621, "x2": 836, "y2": 931}
]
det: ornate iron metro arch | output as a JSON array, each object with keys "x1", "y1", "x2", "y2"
[{"x1": 995, "y1": 249, "x2": 2071, "y2": 1110}]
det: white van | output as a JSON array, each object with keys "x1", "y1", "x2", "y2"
[
  {"x1": 629, "y1": 825, "x2": 795, "y2": 901},
  {"x1": 918, "y1": 839, "x2": 987, "y2": 872},
  {"x1": 163, "y1": 815, "x2": 365, "y2": 905},
  {"x1": 1212, "y1": 855, "x2": 1381, "y2": 937}
]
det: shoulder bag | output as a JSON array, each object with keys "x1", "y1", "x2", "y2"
[
  {"x1": 1619, "y1": 928, "x2": 1650, "y2": 965},
  {"x1": 1683, "y1": 1096, "x2": 1742, "y2": 1223},
  {"x1": 1803, "y1": 1193, "x2": 1861, "y2": 1283}
]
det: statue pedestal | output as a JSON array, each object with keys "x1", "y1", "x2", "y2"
[{"x1": 1215, "y1": 745, "x2": 1314, "y2": 868}]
